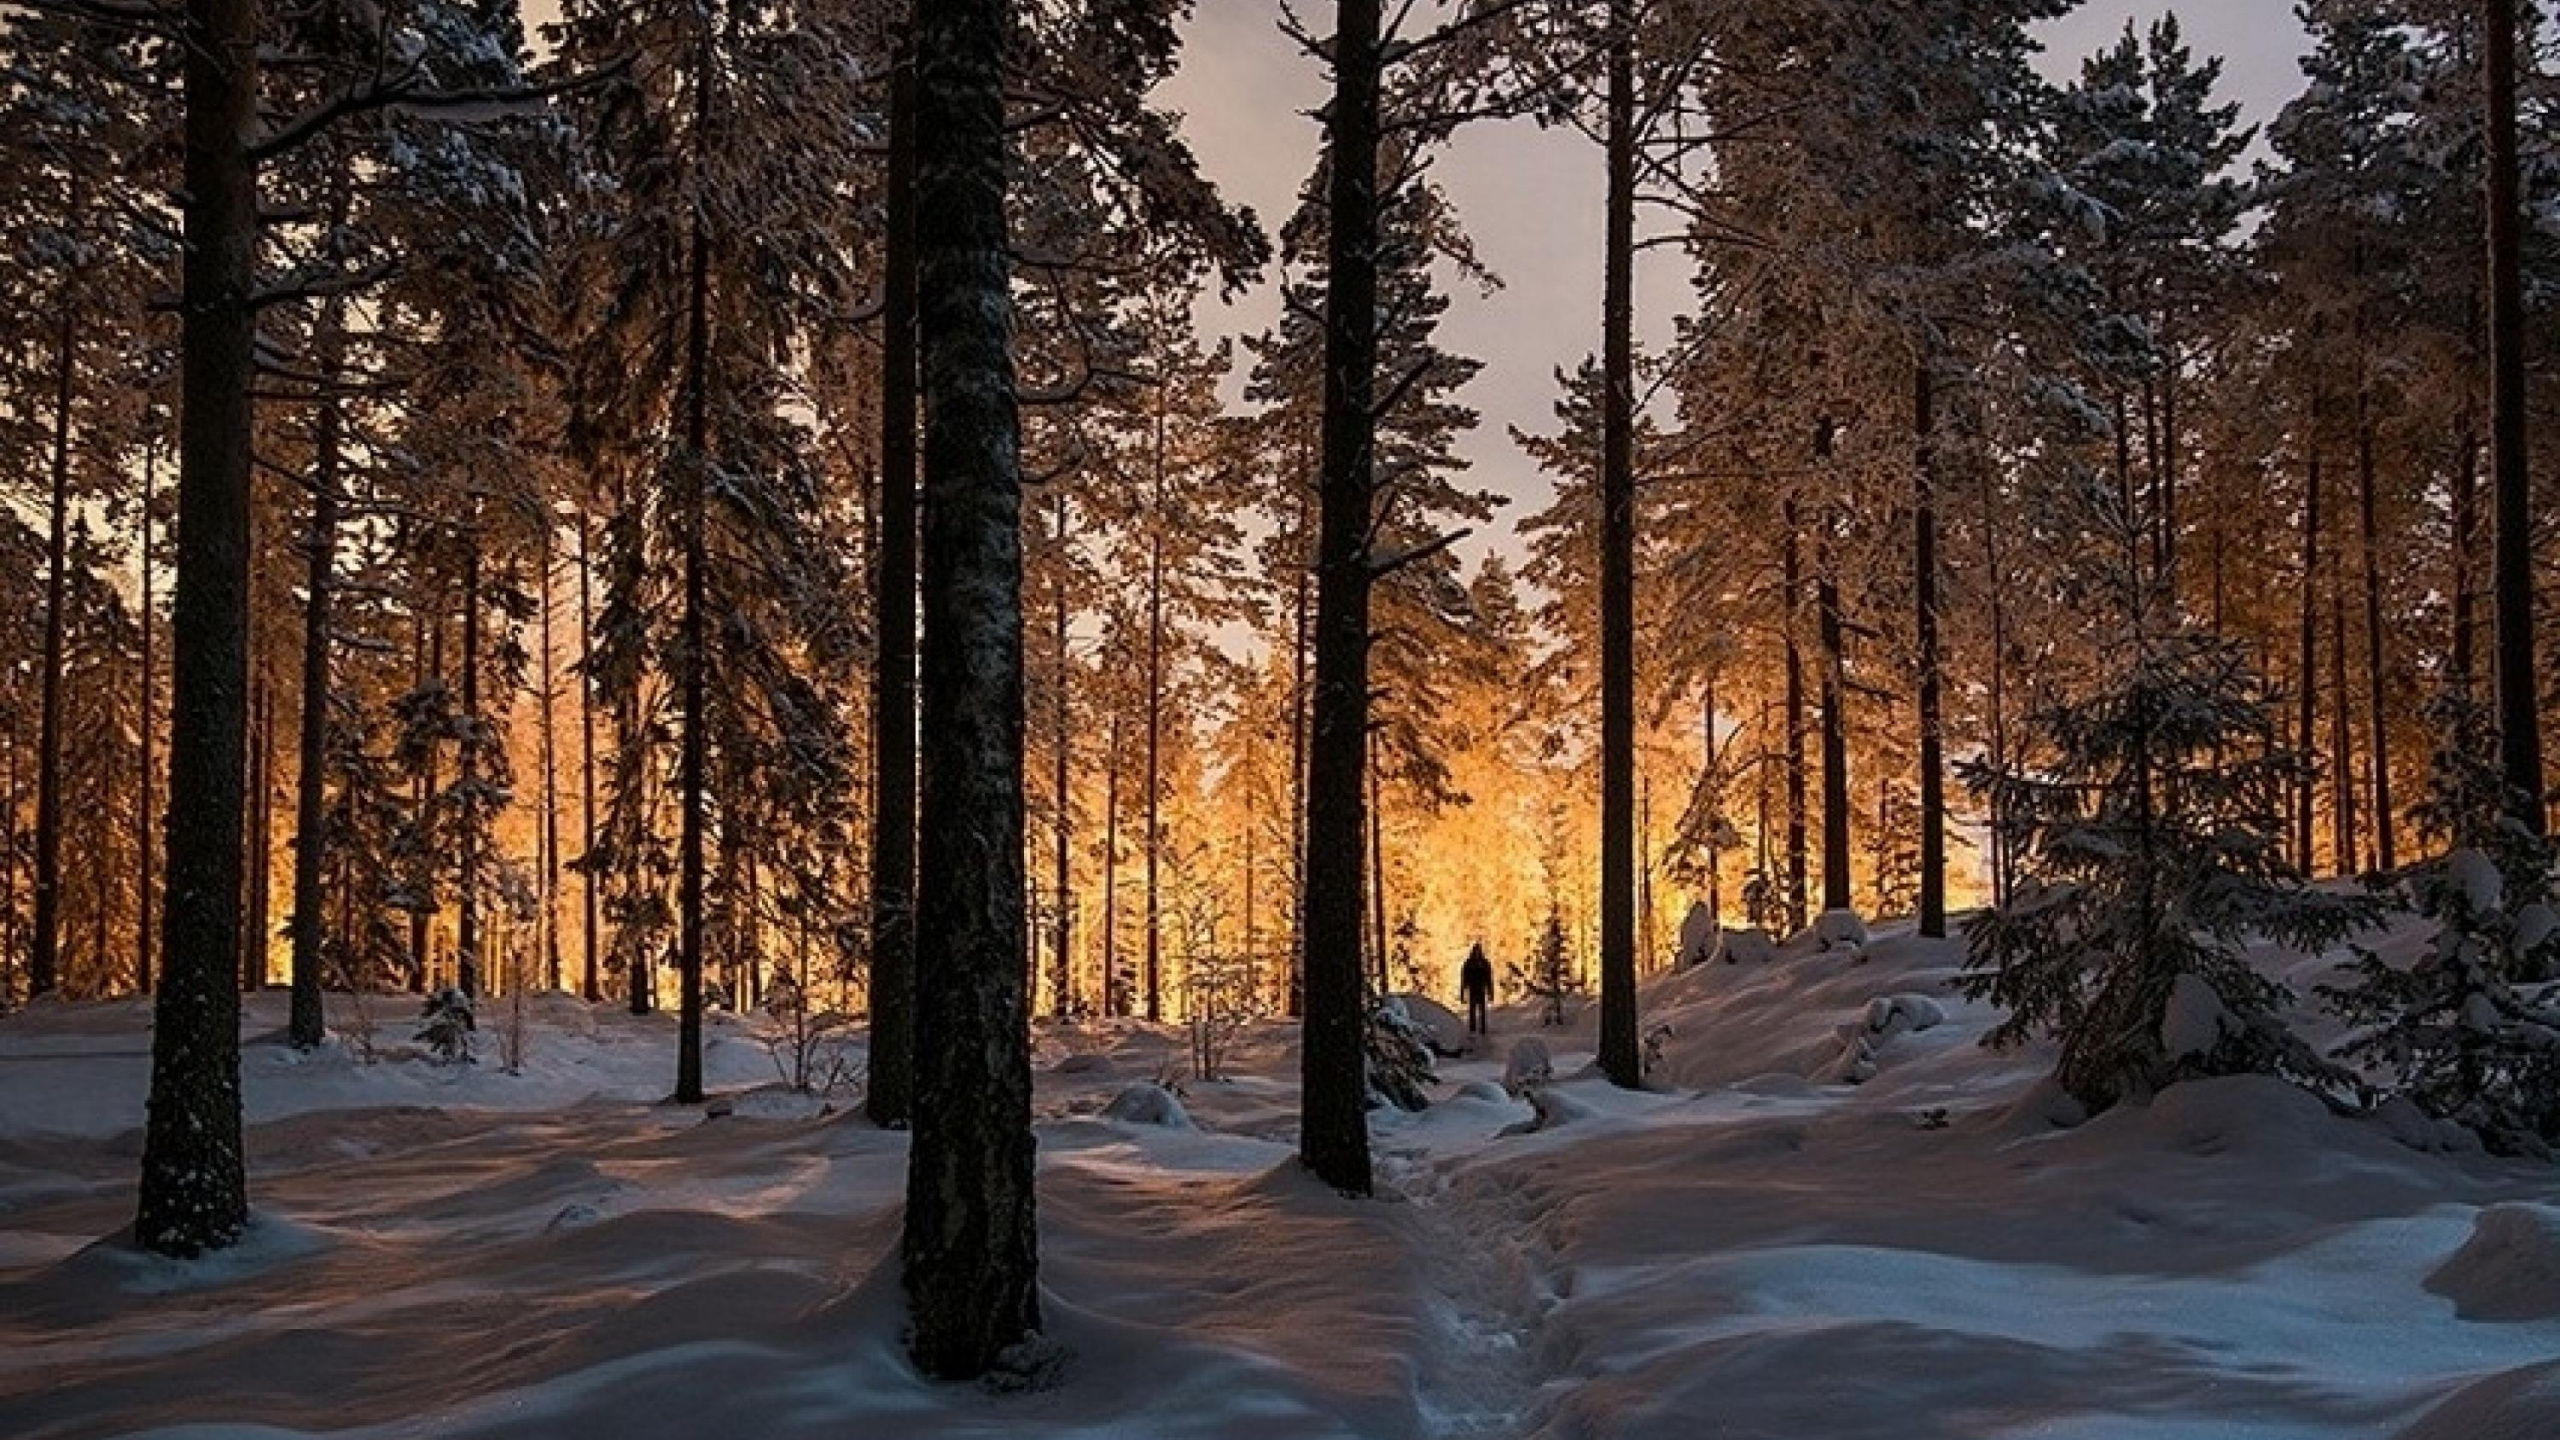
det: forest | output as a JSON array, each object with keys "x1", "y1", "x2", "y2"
[{"x1": 5, "y1": 0, "x2": 2560, "y2": 1432}]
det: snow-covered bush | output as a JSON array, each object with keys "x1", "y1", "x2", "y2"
[
  {"x1": 1364, "y1": 995, "x2": 1438, "y2": 1112},
  {"x1": 761, "y1": 967, "x2": 861, "y2": 1097},
  {"x1": 416, "y1": 987, "x2": 476, "y2": 1065},
  {"x1": 2326, "y1": 692, "x2": 2560, "y2": 1154},
  {"x1": 1503, "y1": 1036, "x2": 1553, "y2": 1094},
  {"x1": 1719, "y1": 926, "x2": 1779, "y2": 965},
  {"x1": 1962, "y1": 601, "x2": 2378, "y2": 1114},
  {"x1": 1814, "y1": 909, "x2": 1869, "y2": 952}
]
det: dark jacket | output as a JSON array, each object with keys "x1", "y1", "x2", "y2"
[{"x1": 1460, "y1": 946, "x2": 1494, "y2": 1002}]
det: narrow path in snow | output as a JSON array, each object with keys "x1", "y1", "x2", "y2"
[{"x1": 1381, "y1": 1123, "x2": 1559, "y2": 1440}]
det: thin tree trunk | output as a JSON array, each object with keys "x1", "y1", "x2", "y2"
[
  {"x1": 866, "y1": 31, "x2": 920, "y2": 1124},
  {"x1": 138, "y1": 437, "x2": 157, "y2": 994},
  {"x1": 1287, "y1": 485, "x2": 1311, "y2": 1017},
  {"x1": 2486, "y1": 0, "x2": 2543, "y2": 830},
  {"x1": 1102, "y1": 708, "x2": 1121, "y2": 1017},
  {"x1": 1914, "y1": 357, "x2": 1946, "y2": 939},
  {"x1": 1702, "y1": 675, "x2": 1720, "y2": 923},
  {"x1": 1980, "y1": 431, "x2": 2012, "y2": 907},
  {"x1": 539, "y1": 526, "x2": 562, "y2": 992},
  {"x1": 246, "y1": 682, "x2": 272, "y2": 989},
  {"x1": 1814, "y1": 423, "x2": 1851, "y2": 914},
  {"x1": 2298, "y1": 404, "x2": 2323, "y2": 872},
  {"x1": 1143, "y1": 462, "x2": 1165, "y2": 1023},
  {"x1": 1369, "y1": 743, "x2": 1388, "y2": 993},
  {"x1": 410, "y1": 618, "x2": 439, "y2": 992},
  {"x1": 1299, "y1": 0, "x2": 1385, "y2": 1197},
  {"x1": 1050, "y1": 488, "x2": 1073, "y2": 1018},
  {"x1": 458, "y1": 533, "x2": 483, "y2": 999},
  {"x1": 2452, "y1": 426, "x2": 2481, "y2": 692},
  {"x1": 2330, "y1": 549, "x2": 2356, "y2": 874},
  {"x1": 901, "y1": 0, "x2": 1040, "y2": 1376},
  {"x1": 673, "y1": 71, "x2": 715, "y2": 1102},
  {"x1": 286, "y1": 292, "x2": 348, "y2": 1046},
  {"x1": 1780, "y1": 492, "x2": 1808, "y2": 933},
  {"x1": 1595, "y1": 0, "x2": 1640, "y2": 1086},
  {"x1": 2356, "y1": 394, "x2": 2395, "y2": 871},
  {"x1": 578, "y1": 515, "x2": 601, "y2": 1001},
  {"x1": 32, "y1": 302, "x2": 77, "y2": 1000}
]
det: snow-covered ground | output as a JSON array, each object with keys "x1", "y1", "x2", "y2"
[{"x1": 6, "y1": 921, "x2": 2560, "y2": 1439}]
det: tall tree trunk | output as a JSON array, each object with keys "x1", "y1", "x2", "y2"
[
  {"x1": 1814, "y1": 423, "x2": 1851, "y2": 914},
  {"x1": 138, "y1": 438, "x2": 158, "y2": 994},
  {"x1": 246, "y1": 682, "x2": 272, "y2": 989},
  {"x1": 1050, "y1": 488, "x2": 1073, "y2": 1018},
  {"x1": 2452, "y1": 426, "x2": 2481, "y2": 692},
  {"x1": 901, "y1": 0, "x2": 1040, "y2": 1377},
  {"x1": 2298, "y1": 407, "x2": 2322, "y2": 872},
  {"x1": 2356, "y1": 394, "x2": 2395, "y2": 871},
  {"x1": 578, "y1": 516, "x2": 601, "y2": 1001},
  {"x1": 286, "y1": 293, "x2": 348, "y2": 1046},
  {"x1": 1979, "y1": 428, "x2": 2012, "y2": 907},
  {"x1": 410, "y1": 618, "x2": 439, "y2": 992},
  {"x1": 1143, "y1": 471, "x2": 1165, "y2": 1023},
  {"x1": 539, "y1": 526, "x2": 562, "y2": 992},
  {"x1": 1780, "y1": 491, "x2": 1808, "y2": 933},
  {"x1": 2159, "y1": 330, "x2": 2180, "y2": 592},
  {"x1": 1914, "y1": 356, "x2": 1946, "y2": 939},
  {"x1": 138, "y1": 0, "x2": 258, "y2": 1250},
  {"x1": 1702, "y1": 674, "x2": 1720, "y2": 923},
  {"x1": 2486, "y1": 0, "x2": 2543, "y2": 831},
  {"x1": 1595, "y1": 0, "x2": 1640, "y2": 1087},
  {"x1": 1368, "y1": 744, "x2": 1388, "y2": 993},
  {"x1": 2329, "y1": 549, "x2": 2356, "y2": 874},
  {"x1": 1299, "y1": 0, "x2": 1384, "y2": 1197},
  {"x1": 1102, "y1": 708, "x2": 1121, "y2": 1017},
  {"x1": 867, "y1": 31, "x2": 920, "y2": 1125},
  {"x1": 458, "y1": 533, "x2": 483, "y2": 999},
  {"x1": 1287, "y1": 483, "x2": 1311, "y2": 1017},
  {"x1": 673, "y1": 82, "x2": 715, "y2": 1102},
  {"x1": 32, "y1": 304, "x2": 76, "y2": 1000}
]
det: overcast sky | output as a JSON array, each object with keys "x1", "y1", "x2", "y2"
[{"x1": 1159, "y1": 1, "x2": 2313, "y2": 564}]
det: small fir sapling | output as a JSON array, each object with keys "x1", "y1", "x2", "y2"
[
  {"x1": 1961, "y1": 491, "x2": 2379, "y2": 1113},
  {"x1": 2326, "y1": 691, "x2": 2560, "y2": 1154},
  {"x1": 417, "y1": 987, "x2": 476, "y2": 1065},
  {"x1": 1509, "y1": 903, "x2": 1584, "y2": 1027}
]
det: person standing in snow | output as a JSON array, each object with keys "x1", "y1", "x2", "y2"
[{"x1": 1460, "y1": 942, "x2": 1495, "y2": 1037}]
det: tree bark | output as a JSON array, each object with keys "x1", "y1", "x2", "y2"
[
  {"x1": 2356, "y1": 395, "x2": 2394, "y2": 871},
  {"x1": 1595, "y1": 0, "x2": 1640, "y2": 1087},
  {"x1": 1780, "y1": 491, "x2": 1808, "y2": 933},
  {"x1": 33, "y1": 305, "x2": 76, "y2": 999},
  {"x1": 901, "y1": 0, "x2": 1040, "y2": 1378},
  {"x1": 1102, "y1": 707, "x2": 1121, "y2": 1017},
  {"x1": 1298, "y1": 0, "x2": 1384, "y2": 1197},
  {"x1": 2486, "y1": 0, "x2": 2543, "y2": 830},
  {"x1": 578, "y1": 516, "x2": 601, "y2": 1001},
  {"x1": 138, "y1": 0, "x2": 256, "y2": 1253},
  {"x1": 2298, "y1": 404, "x2": 2322, "y2": 872},
  {"x1": 458, "y1": 532, "x2": 483, "y2": 999},
  {"x1": 1814, "y1": 423, "x2": 1851, "y2": 914},
  {"x1": 286, "y1": 292, "x2": 348, "y2": 1046},
  {"x1": 1143, "y1": 433, "x2": 1165, "y2": 1022},
  {"x1": 539, "y1": 525, "x2": 562, "y2": 992},
  {"x1": 1050, "y1": 488, "x2": 1073, "y2": 1017},
  {"x1": 1914, "y1": 357, "x2": 1946, "y2": 938},
  {"x1": 867, "y1": 30, "x2": 920, "y2": 1125},
  {"x1": 138, "y1": 439, "x2": 158, "y2": 994},
  {"x1": 673, "y1": 40, "x2": 716, "y2": 1100},
  {"x1": 2329, "y1": 549, "x2": 2356, "y2": 874}
]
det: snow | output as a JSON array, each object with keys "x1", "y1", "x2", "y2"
[{"x1": 7, "y1": 917, "x2": 2560, "y2": 1439}]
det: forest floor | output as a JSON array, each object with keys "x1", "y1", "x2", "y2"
[{"x1": 6, "y1": 919, "x2": 2560, "y2": 1439}]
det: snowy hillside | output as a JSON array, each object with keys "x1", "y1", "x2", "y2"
[{"x1": 6, "y1": 920, "x2": 2560, "y2": 1439}]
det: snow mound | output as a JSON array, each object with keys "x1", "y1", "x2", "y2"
[
  {"x1": 1813, "y1": 909, "x2": 1869, "y2": 951},
  {"x1": 1054, "y1": 1052, "x2": 1115, "y2": 1077},
  {"x1": 1390, "y1": 992, "x2": 1468, "y2": 1056},
  {"x1": 1718, "y1": 926, "x2": 1779, "y2": 964},
  {"x1": 1676, "y1": 902, "x2": 1718, "y2": 967},
  {"x1": 2159, "y1": 972, "x2": 2234, "y2": 1060},
  {"x1": 2395, "y1": 1360, "x2": 2560, "y2": 1440},
  {"x1": 1101, "y1": 1083, "x2": 1193, "y2": 1130},
  {"x1": 2426, "y1": 1205, "x2": 2560, "y2": 1321},
  {"x1": 1504, "y1": 1037, "x2": 1553, "y2": 1094},
  {"x1": 1499, "y1": 1083, "x2": 1599, "y2": 1136},
  {"x1": 1862, "y1": 994, "x2": 1945, "y2": 1038}
]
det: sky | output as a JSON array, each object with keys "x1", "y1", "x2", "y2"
[{"x1": 1160, "y1": 0, "x2": 2314, "y2": 567}]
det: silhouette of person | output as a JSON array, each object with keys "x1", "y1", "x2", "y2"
[{"x1": 1460, "y1": 942, "x2": 1495, "y2": 1036}]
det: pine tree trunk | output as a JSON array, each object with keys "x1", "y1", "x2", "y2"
[
  {"x1": 2297, "y1": 403, "x2": 2322, "y2": 872},
  {"x1": 1595, "y1": 0, "x2": 1640, "y2": 1087},
  {"x1": 1914, "y1": 357, "x2": 1946, "y2": 939},
  {"x1": 2356, "y1": 396, "x2": 2394, "y2": 871},
  {"x1": 410, "y1": 617, "x2": 438, "y2": 992},
  {"x1": 578, "y1": 516, "x2": 601, "y2": 1001},
  {"x1": 901, "y1": 0, "x2": 1040, "y2": 1377},
  {"x1": 1780, "y1": 492, "x2": 1808, "y2": 933},
  {"x1": 33, "y1": 304, "x2": 75, "y2": 1000},
  {"x1": 674, "y1": 187, "x2": 711, "y2": 1101},
  {"x1": 286, "y1": 295, "x2": 348, "y2": 1046},
  {"x1": 1368, "y1": 746, "x2": 1387, "y2": 993},
  {"x1": 138, "y1": 0, "x2": 257, "y2": 1251},
  {"x1": 867, "y1": 32, "x2": 920, "y2": 1125},
  {"x1": 1143, "y1": 492, "x2": 1164, "y2": 1023},
  {"x1": 458, "y1": 533, "x2": 483, "y2": 999},
  {"x1": 1299, "y1": 0, "x2": 1384, "y2": 1197},
  {"x1": 539, "y1": 526, "x2": 562, "y2": 992},
  {"x1": 1102, "y1": 709, "x2": 1121, "y2": 1017},
  {"x1": 2486, "y1": 0, "x2": 2543, "y2": 831},
  {"x1": 138, "y1": 439, "x2": 157, "y2": 994},
  {"x1": 1702, "y1": 675, "x2": 1720, "y2": 923},
  {"x1": 1288, "y1": 487, "x2": 1311, "y2": 1017},
  {"x1": 1814, "y1": 424, "x2": 1851, "y2": 914},
  {"x1": 1979, "y1": 426, "x2": 2012, "y2": 907},
  {"x1": 1050, "y1": 489, "x2": 1073, "y2": 1018},
  {"x1": 246, "y1": 683, "x2": 271, "y2": 989},
  {"x1": 2329, "y1": 549, "x2": 2356, "y2": 874}
]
